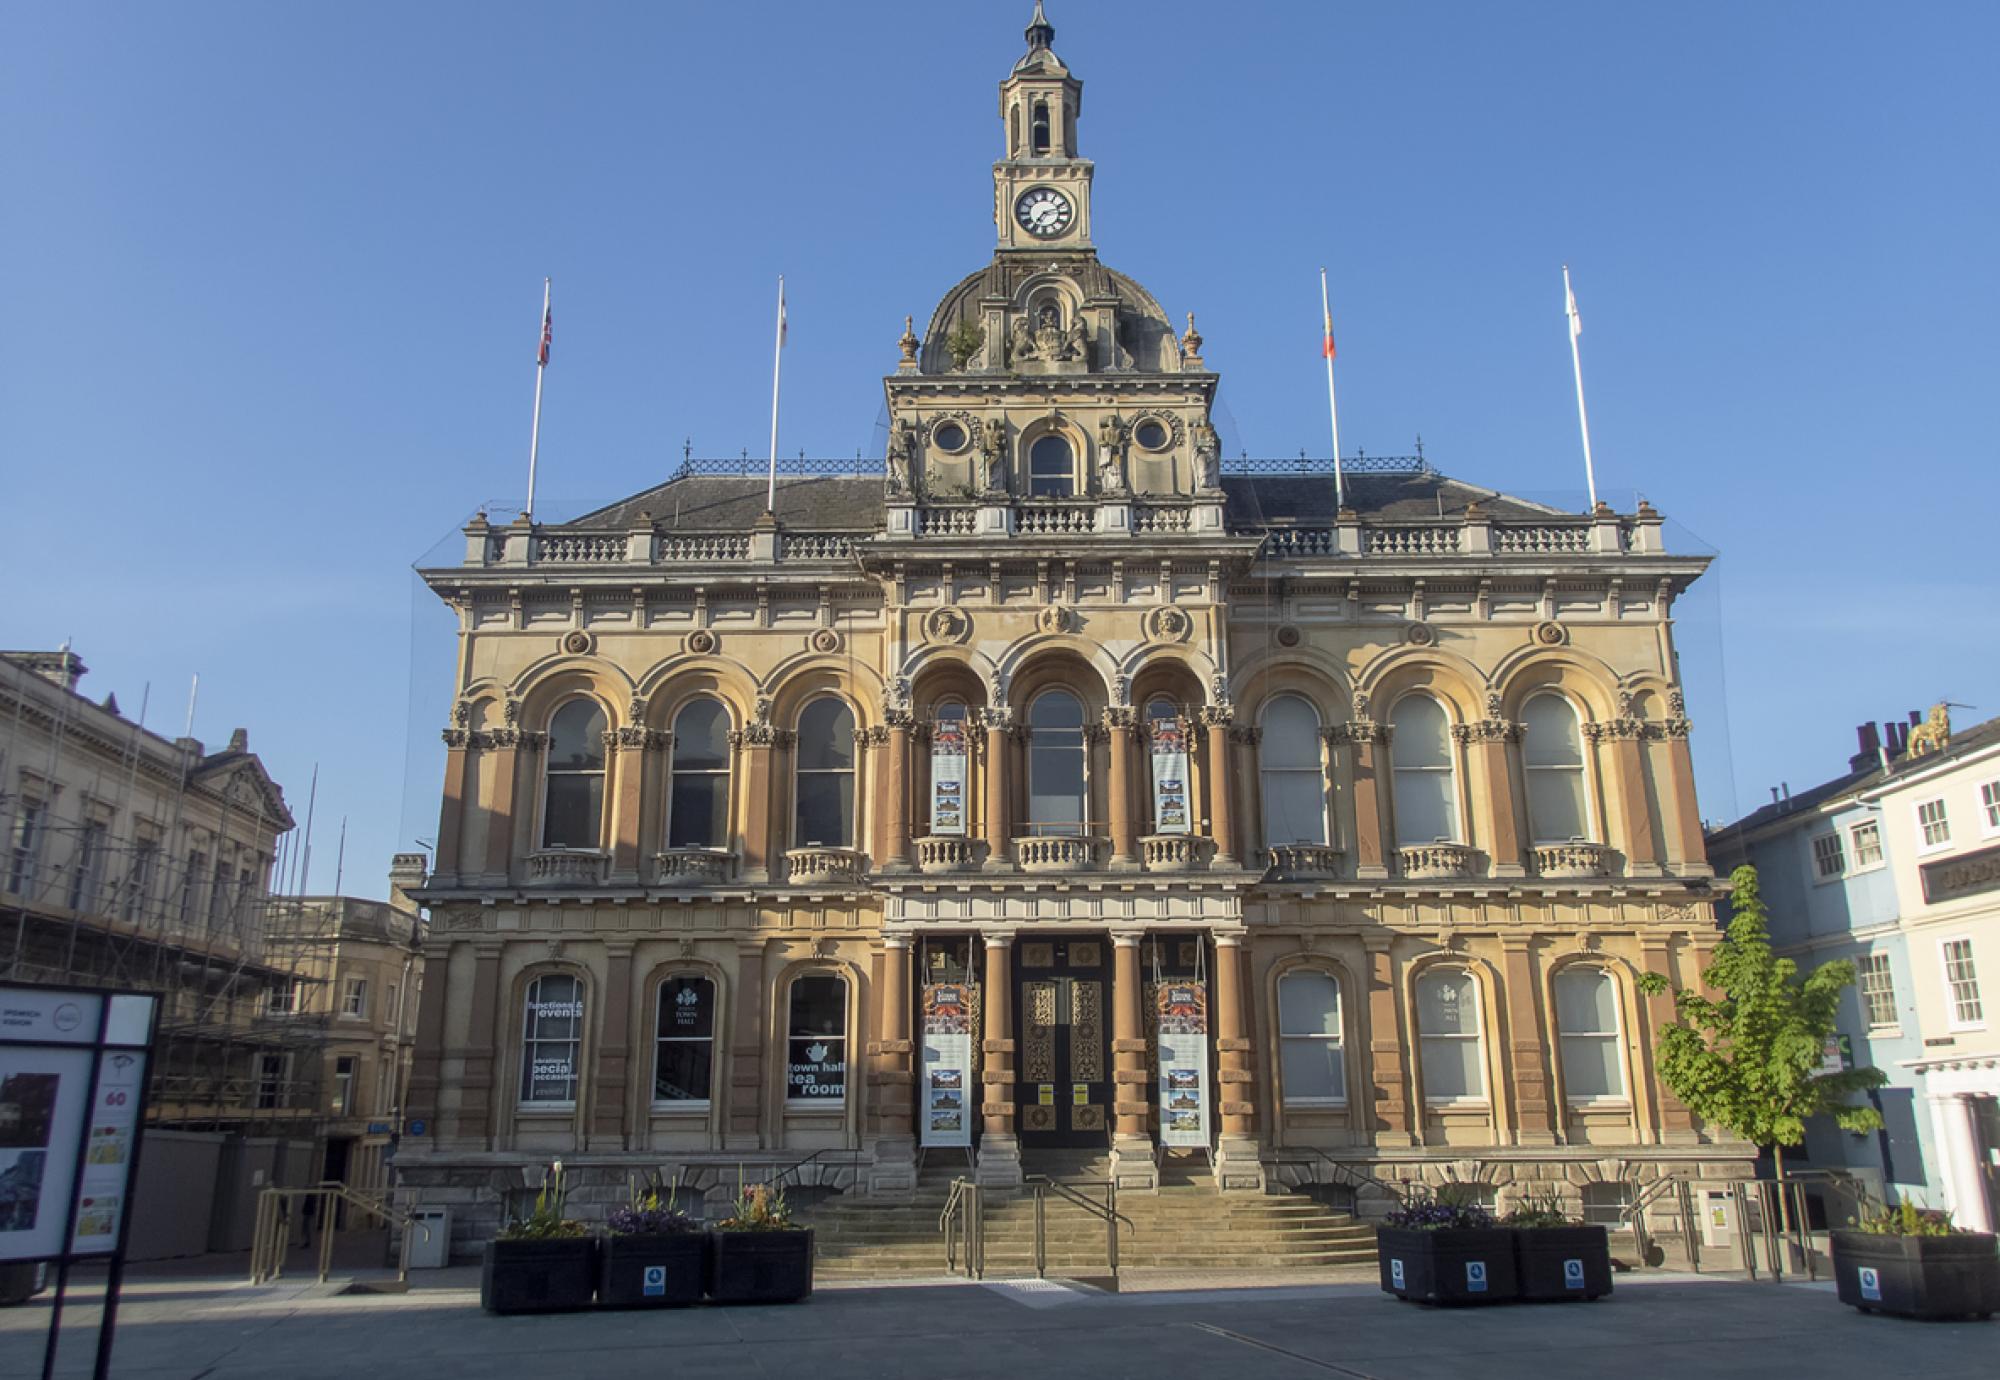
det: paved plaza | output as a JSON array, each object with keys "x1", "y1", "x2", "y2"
[{"x1": 3, "y1": 1265, "x2": 1995, "y2": 1380}]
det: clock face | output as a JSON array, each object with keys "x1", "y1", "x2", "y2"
[{"x1": 1015, "y1": 187, "x2": 1074, "y2": 238}]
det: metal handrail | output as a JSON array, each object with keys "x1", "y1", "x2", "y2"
[
  {"x1": 1023, "y1": 1175, "x2": 1133, "y2": 1281},
  {"x1": 250, "y1": 1181, "x2": 430, "y2": 1286},
  {"x1": 939, "y1": 1177, "x2": 984, "y2": 1279},
  {"x1": 1267, "y1": 1145, "x2": 1414, "y2": 1208}
]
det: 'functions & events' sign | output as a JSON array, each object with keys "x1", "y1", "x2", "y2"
[
  {"x1": 920, "y1": 984, "x2": 973, "y2": 1147},
  {"x1": 1154, "y1": 982, "x2": 1210, "y2": 1148}
]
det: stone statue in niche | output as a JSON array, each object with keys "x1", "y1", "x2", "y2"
[
  {"x1": 1193, "y1": 418, "x2": 1221, "y2": 490},
  {"x1": 1033, "y1": 302, "x2": 1066, "y2": 360},
  {"x1": 978, "y1": 417, "x2": 1008, "y2": 494},
  {"x1": 886, "y1": 419, "x2": 916, "y2": 496},
  {"x1": 1063, "y1": 312, "x2": 1089, "y2": 364},
  {"x1": 1097, "y1": 413, "x2": 1130, "y2": 495},
  {"x1": 1008, "y1": 313, "x2": 1039, "y2": 365}
]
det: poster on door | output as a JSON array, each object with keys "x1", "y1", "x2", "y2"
[
  {"x1": 930, "y1": 718, "x2": 968, "y2": 837},
  {"x1": 1155, "y1": 982, "x2": 1210, "y2": 1148},
  {"x1": 920, "y1": 983, "x2": 973, "y2": 1147},
  {"x1": 1149, "y1": 717, "x2": 1191, "y2": 835}
]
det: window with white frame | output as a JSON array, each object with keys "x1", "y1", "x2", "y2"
[
  {"x1": 542, "y1": 700, "x2": 609, "y2": 849},
  {"x1": 67, "y1": 820, "x2": 108, "y2": 912},
  {"x1": 332, "y1": 1055, "x2": 357, "y2": 1117},
  {"x1": 1522, "y1": 693, "x2": 1591, "y2": 843},
  {"x1": 341, "y1": 977, "x2": 369, "y2": 1018},
  {"x1": 1982, "y1": 781, "x2": 2000, "y2": 833},
  {"x1": 1390, "y1": 695, "x2": 1460, "y2": 846},
  {"x1": 1942, "y1": 940, "x2": 1983, "y2": 1028},
  {"x1": 668, "y1": 699, "x2": 732, "y2": 849},
  {"x1": 256, "y1": 1053, "x2": 290, "y2": 1110},
  {"x1": 1259, "y1": 696, "x2": 1328, "y2": 847},
  {"x1": 1849, "y1": 820, "x2": 1883, "y2": 869},
  {"x1": 1027, "y1": 434, "x2": 1075, "y2": 498},
  {"x1": 1416, "y1": 968, "x2": 1485, "y2": 1101},
  {"x1": 1277, "y1": 970, "x2": 1345, "y2": 1102},
  {"x1": 123, "y1": 837, "x2": 158, "y2": 921},
  {"x1": 1917, "y1": 798, "x2": 1950, "y2": 850},
  {"x1": 653, "y1": 975, "x2": 715, "y2": 1104},
  {"x1": 519, "y1": 973, "x2": 585, "y2": 1105},
  {"x1": 793, "y1": 698, "x2": 857, "y2": 848},
  {"x1": 7, "y1": 798, "x2": 45, "y2": 895},
  {"x1": 1554, "y1": 968, "x2": 1625, "y2": 1099},
  {"x1": 266, "y1": 979, "x2": 303, "y2": 1016},
  {"x1": 1811, "y1": 832, "x2": 1846, "y2": 880},
  {"x1": 1026, "y1": 690, "x2": 1088, "y2": 837},
  {"x1": 1857, "y1": 952, "x2": 1897, "y2": 1029},
  {"x1": 786, "y1": 974, "x2": 848, "y2": 1103}
]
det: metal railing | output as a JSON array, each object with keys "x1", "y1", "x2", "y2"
[
  {"x1": 941, "y1": 1177, "x2": 985, "y2": 1279},
  {"x1": 1024, "y1": 1175, "x2": 1132, "y2": 1281},
  {"x1": 656, "y1": 1145, "x2": 866, "y2": 1216},
  {"x1": 249, "y1": 1182, "x2": 429, "y2": 1286}
]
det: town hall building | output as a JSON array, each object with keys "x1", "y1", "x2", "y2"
[{"x1": 399, "y1": 5, "x2": 1748, "y2": 1250}]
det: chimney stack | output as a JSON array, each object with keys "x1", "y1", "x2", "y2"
[
  {"x1": 388, "y1": 852, "x2": 429, "y2": 916},
  {"x1": 1851, "y1": 722, "x2": 1882, "y2": 773}
]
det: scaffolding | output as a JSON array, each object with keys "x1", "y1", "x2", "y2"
[{"x1": 0, "y1": 650, "x2": 332, "y2": 1136}]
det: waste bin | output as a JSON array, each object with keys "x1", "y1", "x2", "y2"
[{"x1": 406, "y1": 1208, "x2": 452, "y2": 1269}]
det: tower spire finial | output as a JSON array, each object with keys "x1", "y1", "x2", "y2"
[{"x1": 1025, "y1": 1, "x2": 1054, "y2": 53}]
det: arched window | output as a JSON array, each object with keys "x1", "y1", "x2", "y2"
[
  {"x1": 1028, "y1": 435, "x2": 1075, "y2": 498},
  {"x1": 1031, "y1": 99, "x2": 1051, "y2": 154},
  {"x1": 1523, "y1": 693, "x2": 1591, "y2": 843},
  {"x1": 1278, "y1": 970, "x2": 1345, "y2": 1102},
  {"x1": 669, "y1": 699, "x2": 731, "y2": 849},
  {"x1": 1554, "y1": 967, "x2": 1625, "y2": 1099},
  {"x1": 1027, "y1": 690, "x2": 1087, "y2": 836},
  {"x1": 794, "y1": 699, "x2": 856, "y2": 848},
  {"x1": 1390, "y1": 695, "x2": 1459, "y2": 845},
  {"x1": 653, "y1": 974, "x2": 715, "y2": 1104},
  {"x1": 1260, "y1": 696, "x2": 1327, "y2": 846},
  {"x1": 786, "y1": 974, "x2": 848, "y2": 1104},
  {"x1": 520, "y1": 973, "x2": 584, "y2": 1106},
  {"x1": 1416, "y1": 968, "x2": 1484, "y2": 1101},
  {"x1": 542, "y1": 700, "x2": 608, "y2": 848}
]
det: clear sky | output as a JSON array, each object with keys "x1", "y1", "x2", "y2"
[{"x1": 4, "y1": 2, "x2": 1995, "y2": 897}]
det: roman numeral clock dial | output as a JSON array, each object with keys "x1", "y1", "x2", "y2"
[{"x1": 1015, "y1": 187, "x2": 1073, "y2": 239}]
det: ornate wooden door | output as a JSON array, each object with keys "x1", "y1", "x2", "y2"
[{"x1": 1013, "y1": 936, "x2": 1110, "y2": 1148}]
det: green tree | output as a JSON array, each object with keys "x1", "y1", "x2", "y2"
[{"x1": 1637, "y1": 864, "x2": 1886, "y2": 1190}]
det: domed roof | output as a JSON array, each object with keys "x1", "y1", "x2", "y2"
[{"x1": 917, "y1": 254, "x2": 1187, "y2": 376}]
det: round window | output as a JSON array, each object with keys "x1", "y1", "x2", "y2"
[
  {"x1": 1134, "y1": 419, "x2": 1171, "y2": 451},
  {"x1": 932, "y1": 422, "x2": 967, "y2": 452}
]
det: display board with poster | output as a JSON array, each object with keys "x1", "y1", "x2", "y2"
[
  {"x1": 1154, "y1": 981, "x2": 1210, "y2": 1148},
  {"x1": 929, "y1": 717, "x2": 969, "y2": 836},
  {"x1": 1149, "y1": 717, "x2": 1191, "y2": 835},
  {"x1": 919, "y1": 983, "x2": 974, "y2": 1148}
]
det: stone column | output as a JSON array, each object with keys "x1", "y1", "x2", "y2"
[
  {"x1": 976, "y1": 930, "x2": 1021, "y2": 1186},
  {"x1": 435, "y1": 732, "x2": 472, "y2": 881},
  {"x1": 609, "y1": 729, "x2": 664, "y2": 885},
  {"x1": 1365, "y1": 937, "x2": 1414, "y2": 1145},
  {"x1": 1464, "y1": 723, "x2": 1525, "y2": 878},
  {"x1": 1213, "y1": 931, "x2": 1267, "y2": 1190},
  {"x1": 733, "y1": 728, "x2": 776, "y2": 884},
  {"x1": 726, "y1": 940, "x2": 767, "y2": 1150},
  {"x1": 1595, "y1": 721, "x2": 1660, "y2": 875},
  {"x1": 591, "y1": 943, "x2": 635, "y2": 1149},
  {"x1": 884, "y1": 715, "x2": 913, "y2": 870},
  {"x1": 1105, "y1": 708, "x2": 1139, "y2": 866},
  {"x1": 979, "y1": 708, "x2": 1013, "y2": 870},
  {"x1": 458, "y1": 941, "x2": 505, "y2": 1149},
  {"x1": 868, "y1": 935, "x2": 917, "y2": 1194},
  {"x1": 1109, "y1": 930, "x2": 1157, "y2": 1189},
  {"x1": 1934, "y1": 1094, "x2": 1995, "y2": 1233},
  {"x1": 1346, "y1": 722, "x2": 1391, "y2": 879},
  {"x1": 1202, "y1": 707, "x2": 1238, "y2": 866},
  {"x1": 1660, "y1": 716, "x2": 1709, "y2": 875},
  {"x1": 1640, "y1": 939, "x2": 1697, "y2": 1144},
  {"x1": 1500, "y1": 938, "x2": 1555, "y2": 1145}
]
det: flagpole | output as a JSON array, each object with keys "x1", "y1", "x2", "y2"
[
  {"x1": 1563, "y1": 264, "x2": 1598, "y2": 511},
  {"x1": 526, "y1": 276, "x2": 550, "y2": 521},
  {"x1": 1320, "y1": 268, "x2": 1344, "y2": 510},
  {"x1": 767, "y1": 275, "x2": 785, "y2": 514}
]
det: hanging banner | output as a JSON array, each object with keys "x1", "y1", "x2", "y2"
[
  {"x1": 919, "y1": 983, "x2": 973, "y2": 1148},
  {"x1": 1150, "y1": 717, "x2": 1191, "y2": 836},
  {"x1": 1154, "y1": 981, "x2": 1210, "y2": 1148},
  {"x1": 930, "y1": 717, "x2": 969, "y2": 837}
]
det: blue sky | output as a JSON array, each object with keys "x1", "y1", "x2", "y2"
[{"x1": 4, "y1": 2, "x2": 1995, "y2": 897}]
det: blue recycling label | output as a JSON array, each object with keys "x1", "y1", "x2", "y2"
[
  {"x1": 1858, "y1": 1266, "x2": 1881, "y2": 1302},
  {"x1": 1466, "y1": 1260, "x2": 1488, "y2": 1293},
  {"x1": 1390, "y1": 1259, "x2": 1405, "y2": 1288},
  {"x1": 643, "y1": 1265, "x2": 666, "y2": 1297},
  {"x1": 1564, "y1": 1258, "x2": 1585, "y2": 1288}
]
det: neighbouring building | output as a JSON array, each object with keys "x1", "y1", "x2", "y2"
[{"x1": 400, "y1": 5, "x2": 1745, "y2": 1250}]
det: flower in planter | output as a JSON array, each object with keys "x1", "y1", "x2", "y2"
[
  {"x1": 1855, "y1": 1200, "x2": 1963, "y2": 1238},
  {"x1": 498, "y1": 1159, "x2": 587, "y2": 1241},
  {"x1": 607, "y1": 1175, "x2": 700, "y2": 1237},
  {"x1": 1385, "y1": 1194, "x2": 1496, "y2": 1232},
  {"x1": 719, "y1": 1175, "x2": 797, "y2": 1232},
  {"x1": 1502, "y1": 1190, "x2": 1577, "y2": 1230}
]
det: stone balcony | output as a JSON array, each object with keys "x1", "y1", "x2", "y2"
[
  {"x1": 1532, "y1": 842, "x2": 1617, "y2": 880},
  {"x1": 914, "y1": 835, "x2": 985, "y2": 875},
  {"x1": 1265, "y1": 843, "x2": 1346, "y2": 881},
  {"x1": 1013, "y1": 835, "x2": 1105, "y2": 874},
  {"x1": 1398, "y1": 843, "x2": 1480, "y2": 882},
  {"x1": 785, "y1": 847, "x2": 867, "y2": 886},
  {"x1": 526, "y1": 849, "x2": 610, "y2": 887},
  {"x1": 654, "y1": 848, "x2": 734, "y2": 886},
  {"x1": 1139, "y1": 834, "x2": 1212, "y2": 873}
]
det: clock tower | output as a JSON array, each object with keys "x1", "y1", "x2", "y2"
[{"x1": 994, "y1": 2, "x2": 1093, "y2": 253}]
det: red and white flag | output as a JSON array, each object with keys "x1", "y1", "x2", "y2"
[
  {"x1": 1322, "y1": 302, "x2": 1336, "y2": 360},
  {"x1": 537, "y1": 279, "x2": 553, "y2": 366}
]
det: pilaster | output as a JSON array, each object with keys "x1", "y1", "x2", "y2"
[{"x1": 1108, "y1": 930, "x2": 1158, "y2": 1190}]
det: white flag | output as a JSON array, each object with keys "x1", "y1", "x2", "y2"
[{"x1": 1565, "y1": 273, "x2": 1582, "y2": 340}]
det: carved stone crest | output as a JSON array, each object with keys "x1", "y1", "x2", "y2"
[
  {"x1": 685, "y1": 630, "x2": 717, "y2": 655},
  {"x1": 1145, "y1": 606, "x2": 1191, "y2": 643},
  {"x1": 924, "y1": 606, "x2": 971, "y2": 644},
  {"x1": 561, "y1": 630, "x2": 594, "y2": 656},
  {"x1": 1533, "y1": 620, "x2": 1568, "y2": 647},
  {"x1": 1405, "y1": 622, "x2": 1436, "y2": 647},
  {"x1": 1275, "y1": 624, "x2": 1301, "y2": 648},
  {"x1": 1038, "y1": 605, "x2": 1074, "y2": 635},
  {"x1": 811, "y1": 629, "x2": 842, "y2": 654}
]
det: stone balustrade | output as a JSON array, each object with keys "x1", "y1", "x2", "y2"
[
  {"x1": 1139, "y1": 834, "x2": 1210, "y2": 872},
  {"x1": 914, "y1": 835, "x2": 983, "y2": 874},
  {"x1": 1013, "y1": 835, "x2": 1104, "y2": 873},
  {"x1": 1398, "y1": 842, "x2": 1480, "y2": 881},
  {"x1": 784, "y1": 847, "x2": 867, "y2": 886},
  {"x1": 654, "y1": 848, "x2": 734, "y2": 886},
  {"x1": 526, "y1": 849, "x2": 611, "y2": 887},
  {"x1": 1531, "y1": 842, "x2": 1617, "y2": 879},
  {"x1": 1265, "y1": 843, "x2": 1345, "y2": 880}
]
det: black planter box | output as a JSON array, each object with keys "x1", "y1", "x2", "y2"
[
  {"x1": 1513, "y1": 1225, "x2": 1613, "y2": 1301},
  {"x1": 1831, "y1": 1229, "x2": 2000, "y2": 1320},
  {"x1": 706, "y1": 1228, "x2": 814, "y2": 1304},
  {"x1": 1378, "y1": 1227, "x2": 1519, "y2": 1305},
  {"x1": 597, "y1": 1231, "x2": 708, "y2": 1308},
  {"x1": 481, "y1": 1237, "x2": 597, "y2": 1314}
]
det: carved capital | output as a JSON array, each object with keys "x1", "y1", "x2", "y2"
[
  {"x1": 729, "y1": 724, "x2": 795, "y2": 749},
  {"x1": 1197, "y1": 703, "x2": 1235, "y2": 728},
  {"x1": 1080, "y1": 722, "x2": 1109, "y2": 744},
  {"x1": 1229, "y1": 725, "x2": 1262, "y2": 747},
  {"x1": 1102, "y1": 706, "x2": 1136, "y2": 731},
  {"x1": 1587, "y1": 718, "x2": 1645, "y2": 742},
  {"x1": 610, "y1": 726, "x2": 671, "y2": 751},
  {"x1": 1452, "y1": 719, "x2": 1520, "y2": 744},
  {"x1": 884, "y1": 706, "x2": 915, "y2": 730},
  {"x1": 1327, "y1": 720, "x2": 1386, "y2": 745},
  {"x1": 1659, "y1": 718, "x2": 1693, "y2": 740},
  {"x1": 976, "y1": 705, "x2": 1015, "y2": 733}
]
